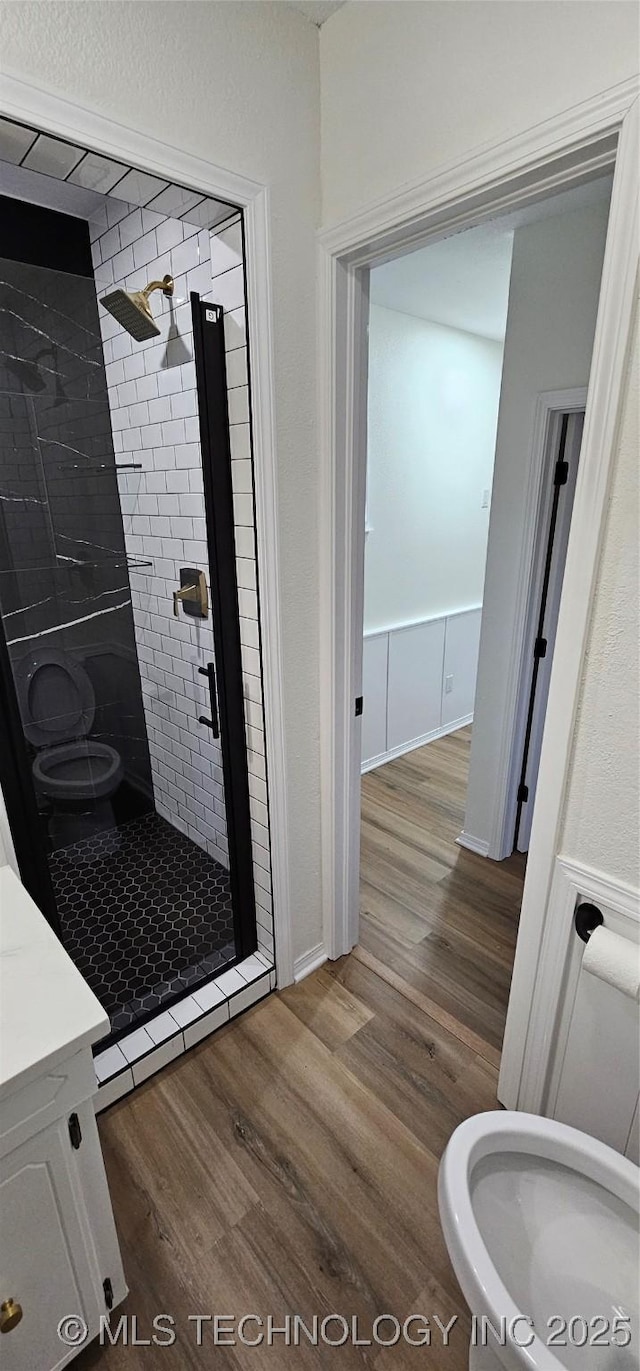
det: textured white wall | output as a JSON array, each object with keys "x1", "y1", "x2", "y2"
[
  {"x1": 561, "y1": 303, "x2": 639, "y2": 887},
  {"x1": 464, "y1": 198, "x2": 610, "y2": 852},
  {"x1": 365, "y1": 304, "x2": 503, "y2": 632},
  {"x1": 320, "y1": 1, "x2": 639, "y2": 225},
  {"x1": 0, "y1": 0, "x2": 321, "y2": 962}
]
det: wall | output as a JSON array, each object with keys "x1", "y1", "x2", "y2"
[
  {"x1": 320, "y1": 2, "x2": 639, "y2": 225},
  {"x1": 561, "y1": 302, "x2": 639, "y2": 887},
  {"x1": 0, "y1": 0, "x2": 320, "y2": 964},
  {"x1": 90, "y1": 194, "x2": 274, "y2": 956},
  {"x1": 464, "y1": 198, "x2": 611, "y2": 853},
  {"x1": 365, "y1": 303, "x2": 503, "y2": 632},
  {"x1": 362, "y1": 607, "x2": 481, "y2": 769}
]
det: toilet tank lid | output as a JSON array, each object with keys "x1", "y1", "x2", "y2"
[{"x1": 15, "y1": 648, "x2": 96, "y2": 748}]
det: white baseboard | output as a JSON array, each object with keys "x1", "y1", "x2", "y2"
[
  {"x1": 456, "y1": 829, "x2": 490, "y2": 857},
  {"x1": 293, "y1": 943, "x2": 328, "y2": 982},
  {"x1": 362, "y1": 713, "x2": 473, "y2": 774}
]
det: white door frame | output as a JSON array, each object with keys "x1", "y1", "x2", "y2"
[
  {"x1": 0, "y1": 74, "x2": 294, "y2": 987},
  {"x1": 318, "y1": 78, "x2": 639, "y2": 1111},
  {"x1": 496, "y1": 387, "x2": 587, "y2": 861}
]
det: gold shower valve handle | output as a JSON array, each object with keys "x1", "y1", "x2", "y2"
[
  {"x1": 173, "y1": 571, "x2": 209, "y2": 618},
  {"x1": 0, "y1": 1298, "x2": 23, "y2": 1333},
  {"x1": 173, "y1": 583, "x2": 198, "y2": 616}
]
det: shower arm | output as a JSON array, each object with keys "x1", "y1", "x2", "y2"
[{"x1": 141, "y1": 275, "x2": 174, "y2": 301}]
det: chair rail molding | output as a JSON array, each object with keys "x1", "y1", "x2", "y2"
[
  {"x1": 0, "y1": 72, "x2": 294, "y2": 987},
  {"x1": 317, "y1": 77, "x2": 640, "y2": 1107}
]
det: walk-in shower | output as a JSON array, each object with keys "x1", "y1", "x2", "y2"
[{"x1": 0, "y1": 128, "x2": 269, "y2": 1046}]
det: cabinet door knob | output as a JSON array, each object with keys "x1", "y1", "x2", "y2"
[{"x1": 0, "y1": 1298, "x2": 23, "y2": 1333}]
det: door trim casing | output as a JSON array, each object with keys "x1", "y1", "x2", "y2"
[
  {"x1": 0, "y1": 74, "x2": 294, "y2": 986},
  {"x1": 317, "y1": 77, "x2": 639, "y2": 1111},
  {"x1": 496, "y1": 386, "x2": 587, "y2": 861}
]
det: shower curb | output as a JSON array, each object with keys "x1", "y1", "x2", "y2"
[{"x1": 94, "y1": 952, "x2": 274, "y2": 1110}]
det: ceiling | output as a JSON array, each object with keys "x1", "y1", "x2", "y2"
[
  {"x1": 369, "y1": 172, "x2": 614, "y2": 343},
  {"x1": 0, "y1": 115, "x2": 237, "y2": 228},
  {"x1": 292, "y1": 2, "x2": 345, "y2": 25},
  {"x1": 370, "y1": 224, "x2": 515, "y2": 342}
]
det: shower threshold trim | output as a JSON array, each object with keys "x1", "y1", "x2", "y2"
[{"x1": 94, "y1": 949, "x2": 275, "y2": 1109}]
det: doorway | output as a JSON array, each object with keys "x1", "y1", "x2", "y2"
[
  {"x1": 319, "y1": 86, "x2": 638, "y2": 1111},
  {"x1": 357, "y1": 182, "x2": 609, "y2": 1047}
]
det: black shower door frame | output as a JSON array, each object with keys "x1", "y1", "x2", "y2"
[
  {"x1": 190, "y1": 292, "x2": 257, "y2": 963},
  {"x1": 0, "y1": 295, "x2": 258, "y2": 972}
]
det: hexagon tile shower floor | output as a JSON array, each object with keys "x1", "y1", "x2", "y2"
[{"x1": 48, "y1": 812, "x2": 235, "y2": 1036}]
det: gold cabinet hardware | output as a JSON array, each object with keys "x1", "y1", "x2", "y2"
[
  {"x1": 173, "y1": 569, "x2": 208, "y2": 618},
  {"x1": 0, "y1": 1298, "x2": 23, "y2": 1333}
]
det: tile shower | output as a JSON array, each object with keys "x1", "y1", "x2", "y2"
[{"x1": 0, "y1": 126, "x2": 274, "y2": 1066}]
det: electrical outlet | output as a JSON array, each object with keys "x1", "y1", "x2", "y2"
[
  {"x1": 482, "y1": 488, "x2": 490, "y2": 508},
  {"x1": 445, "y1": 675, "x2": 454, "y2": 694}
]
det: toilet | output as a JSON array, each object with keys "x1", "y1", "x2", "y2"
[
  {"x1": 16, "y1": 647, "x2": 123, "y2": 822},
  {"x1": 438, "y1": 1111, "x2": 639, "y2": 1371}
]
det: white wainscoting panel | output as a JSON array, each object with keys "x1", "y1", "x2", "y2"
[
  {"x1": 387, "y1": 619, "x2": 445, "y2": 753},
  {"x1": 553, "y1": 966, "x2": 639, "y2": 1153},
  {"x1": 542, "y1": 859, "x2": 639, "y2": 1156},
  {"x1": 361, "y1": 633, "x2": 388, "y2": 765},
  {"x1": 362, "y1": 606, "x2": 480, "y2": 770},
  {"x1": 442, "y1": 608, "x2": 482, "y2": 727}
]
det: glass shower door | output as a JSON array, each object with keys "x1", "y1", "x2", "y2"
[{"x1": 0, "y1": 231, "x2": 257, "y2": 1039}]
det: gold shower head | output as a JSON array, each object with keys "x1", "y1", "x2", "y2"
[{"x1": 100, "y1": 274, "x2": 174, "y2": 342}]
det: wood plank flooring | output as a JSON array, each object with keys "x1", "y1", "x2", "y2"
[
  {"x1": 360, "y1": 728, "x2": 526, "y2": 1058},
  {"x1": 78, "y1": 728, "x2": 524, "y2": 1370}
]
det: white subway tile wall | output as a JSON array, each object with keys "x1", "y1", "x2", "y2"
[{"x1": 89, "y1": 199, "x2": 274, "y2": 963}]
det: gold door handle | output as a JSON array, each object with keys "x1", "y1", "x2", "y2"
[{"x1": 0, "y1": 1298, "x2": 23, "y2": 1333}]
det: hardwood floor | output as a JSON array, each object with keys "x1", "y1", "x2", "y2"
[
  {"x1": 79, "y1": 728, "x2": 525, "y2": 1369},
  {"x1": 360, "y1": 727, "x2": 526, "y2": 1058}
]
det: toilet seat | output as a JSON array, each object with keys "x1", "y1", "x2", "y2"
[
  {"x1": 33, "y1": 739, "x2": 123, "y2": 801},
  {"x1": 438, "y1": 1112, "x2": 639, "y2": 1371},
  {"x1": 15, "y1": 648, "x2": 123, "y2": 803},
  {"x1": 16, "y1": 647, "x2": 97, "y2": 748}
]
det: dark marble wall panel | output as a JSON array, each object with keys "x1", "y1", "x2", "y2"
[{"x1": 0, "y1": 253, "x2": 154, "y2": 841}]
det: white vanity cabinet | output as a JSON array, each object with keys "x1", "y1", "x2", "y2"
[{"x1": 0, "y1": 866, "x2": 126, "y2": 1370}]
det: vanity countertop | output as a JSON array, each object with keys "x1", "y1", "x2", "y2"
[{"x1": 0, "y1": 864, "x2": 108, "y2": 1101}]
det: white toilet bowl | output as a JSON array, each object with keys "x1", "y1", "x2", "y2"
[{"x1": 438, "y1": 1111, "x2": 639, "y2": 1371}]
